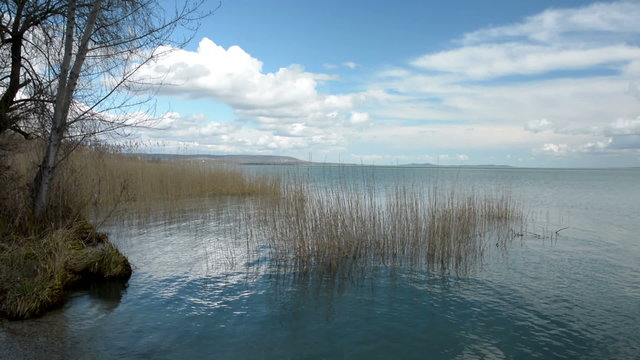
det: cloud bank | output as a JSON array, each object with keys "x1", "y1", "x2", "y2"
[
  {"x1": 125, "y1": 1, "x2": 640, "y2": 166},
  {"x1": 130, "y1": 38, "x2": 376, "y2": 156}
]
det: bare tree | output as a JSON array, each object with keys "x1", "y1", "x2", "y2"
[
  {"x1": 12, "y1": 0, "x2": 213, "y2": 219},
  {"x1": 0, "y1": 0, "x2": 65, "y2": 138}
]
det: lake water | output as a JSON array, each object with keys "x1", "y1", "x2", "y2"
[{"x1": 1, "y1": 167, "x2": 639, "y2": 359}]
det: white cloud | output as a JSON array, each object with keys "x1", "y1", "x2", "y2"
[
  {"x1": 134, "y1": 38, "x2": 358, "y2": 128},
  {"x1": 604, "y1": 117, "x2": 640, "y2": 136},
  {"x1": 349, "y1": 112, "x2": 370, "y2": 125},
  {"x1": 462, "y1": 1, "x2": 640, "y2": 45},
  {"x1": 376, "y1": 68, "x2": 411, "y2": 78},
  {"x1": 376, "y1": 76, "x2": 638, "y2": 132},
  {"x1": 323, "y1": 61, "x2": 358, "y2": 70},
  {"x1": 120, "y1": 3, "x2": 640, "y2": 166},
  {"x1": 541, "y1": 143, "x2": 570, "y2": 155},
  {"x1": 136, "y1": 39, "x2": 320, "y2": 107},
  {"x1": 367, "y1": 1, "x2": 640, "y2": 165},
  {"x1": 128, "y1": 38, "x2": 377, "y2": 154},
  {"x1": 622, "y1": 60, "x2": 640, "y2": 76},
  {"x1": 582, "y1": 139, "x2": 612, "y2": 152},
  {"x1": 411, "y1": 2, "x2": 640, "y2": 80},
  {"x1": 525, "y1": 118, "x2": 554, "y2": 133},
  {"x1": 411, "y1": 44, "x2": 640, "y2": 79},
  {"x1": 122, "y1": 111, "x2": 350, "y2": 156},
  {"x1": 343, "y1": 61, "x2": 358, "y2": 69}
]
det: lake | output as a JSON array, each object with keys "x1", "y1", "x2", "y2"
[{"x1": 1, "y1": 166, "x2": 639, "y2": 359}]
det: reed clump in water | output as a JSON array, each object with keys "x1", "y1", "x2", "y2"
[{"x1": 252, "y1": 177, "x2": 523, "y2": 276}]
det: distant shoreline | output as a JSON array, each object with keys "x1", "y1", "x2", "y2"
[{"x1": 124, "y1": 153, "x2": 639, "y2": 170}]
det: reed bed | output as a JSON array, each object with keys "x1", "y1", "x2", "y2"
[
  {"x1": 248, "y1": 175, "x2": 524, "y2": 276},
  {"x1": 2, "y1": 141, "x2": 280, "y2": 225}
]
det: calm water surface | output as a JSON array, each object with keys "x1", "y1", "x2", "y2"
[{"x1": 1, "y1": 167, "x2": 639, "y2": 359}]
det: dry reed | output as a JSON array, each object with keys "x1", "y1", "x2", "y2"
[
  {"x1": 247, "y1": 174, "x2": 524, "y2": 276},
  {"x1": 3, "y1": 140, "x2": 280, "y2": 224}
]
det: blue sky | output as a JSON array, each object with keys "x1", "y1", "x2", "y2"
[{"x1": 128, "y1": 0, "x2": 640, "y2": 167}]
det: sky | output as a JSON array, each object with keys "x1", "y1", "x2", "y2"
[{"x1": 124, "y1": 0, "x2": 640, "y2": 167}]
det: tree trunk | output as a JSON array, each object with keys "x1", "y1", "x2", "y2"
[
  {"x1": 32, "y1": 125, "x2": 64, "y2": 218},
  {"x1": 32, "y1": 0, "x2": 103, "y2": 220}
]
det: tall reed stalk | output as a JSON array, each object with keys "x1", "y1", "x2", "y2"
[
  {"x1": 1, "y1": 140, "x2": 280, "y2": 227},
  {"x1": 248, "y1": 174, "x2": 523, "y2": 276}
]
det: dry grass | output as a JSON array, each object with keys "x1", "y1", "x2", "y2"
[
  {"x1": 248, "y1": 175, "x2": 524, "y2": 276},
  {"x1": 3, "y1": 140, "x2": 280, "y2": 225},
  {"x1": 0, "y1": 220, "x2": 131, "y2": 320}
]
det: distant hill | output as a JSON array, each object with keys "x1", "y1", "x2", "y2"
[
  {"x1": 209, "y1": 155, "x2": 308, "y2": 165},
  {"x1": 126, "y1": 153, "x2": 516, "y2": 168}
]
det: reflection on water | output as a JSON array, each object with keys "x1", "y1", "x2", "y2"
[
  {"x1": 1, "y1": 167, "x2": 639, "y2": 359},
  {"x1": 83, "y1": 279, "x2": 128, "y2": 313},
  {"x1": 0, "y1": 280, "x2": 128, "y2": 360}
]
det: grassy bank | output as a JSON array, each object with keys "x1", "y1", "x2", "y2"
[
  {"x1": 0, "y1": 220, "x2": 131, "y2": 319},
  {"x1": 0, "y1": 138, "x2": 280, "y2": 319}
]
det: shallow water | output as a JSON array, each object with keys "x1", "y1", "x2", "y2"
[{"x1": 2, "y1": 167, "x2": 639, "y2": 359}]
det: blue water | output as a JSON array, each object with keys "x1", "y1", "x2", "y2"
[{"x1": 1, "y1": 167, "x2": 639, "y2": 359}]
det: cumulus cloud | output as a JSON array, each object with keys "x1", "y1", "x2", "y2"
[
  {"x1": 125, "y1": 38, "x2": 380, "y2": 157},
  {"x1": 121, "y1": 110, "x2": 350, "y2": 156},
  {"x1": 541, "y1": 143, "x2": 570, "y2": 155},
  {"x1": 604, "y1": 117, "x2": 640, "y2": 136},
  {"x1": 525, "y1": 118, "x2": 554, "y2": 133},
  {"x1": 539, "y1": 136, "x2": 637, "y2": 156},
  {"x1": 582, "y1": 139, "x2": 612, "y2": 152},
  {"x1": 349, "y1": 112, "x2": 370, "y2": 125},
  {"x1": 133, "y1": 38, "x2": 363, "y2": 130},
  {"x1": 133, "y1": 112, "x2": 240, "y2": 142},
  {"x1": 135, "y1": 39, "x2": 336, "y2": 108}
]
